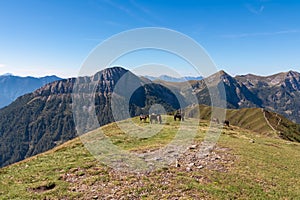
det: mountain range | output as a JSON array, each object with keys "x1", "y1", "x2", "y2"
[
  {"x1": 1, "y1": 67, "x2": 300, "y2": 168},
  {"x1": 143, "y1": 75, "x2": 203, "y2": 82},
  {"x1": 0, "y1": 67, "x2": 181, "y2": 167},
  {"x1": 162, "y1": 70, "x2": 300, "y2": 123},
  {"x1": 0, "y1": 74, "x2": 61, "y2": 108}
]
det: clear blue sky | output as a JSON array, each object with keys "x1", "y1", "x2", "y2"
[{"x1": 1, "y1": 0, "x2": 300, "y2": 77}]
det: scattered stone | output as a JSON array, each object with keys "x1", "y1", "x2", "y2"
[
  {"x1": 186, "y1": 167, "x2": 192, "y2": 172},
  {"x1": 175, "y1": 159, "x2": 180, "y2": 167},
  {"x1": 188, "y1": 145, "x2": 197, "y2": 150},
  {"x1": 154, "y1": 157, "x2": 163, "y2": 161},
  {"x1": 187, "y1": 163, "x2": 195, "y2": 167},
  {"x1": 197, "y1": 153, "x2": 209, "y2": 159},
  {"x1": 56, "y1": 144, "x2": 236, "y2": 199}
]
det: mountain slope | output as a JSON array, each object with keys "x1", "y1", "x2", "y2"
[
  {"x1": 1, "y1": 116, "x2": 300, "y2": 199},
  {"x1": 194, "y1": 70, "x2": 263, "y2": 108},
  {"x1": 235, "y1": 70, "x2": 300, "y2": 123},
  {"x1": 0, "y1": 67, "x2": 184, "y2": 168},
  {"x1": 2, "y1": 67, "x2": 300, "y2": 168},
  {"x1": 160, "y1": 70, "x2": 300, "y2": 123},
  {"x1": 186, "y1": 104, "x2": 300, "y2": 142},
  {"x1": 0, "y1": 74, "x2": 61, "y2": 108}
]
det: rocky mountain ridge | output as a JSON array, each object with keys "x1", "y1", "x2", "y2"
[
  {"x1": 165, "y1": 70, "x2": 300, "y2": 123},
  {"x1": 1, "y1": 67, "x2": 300, "y2": 168},
  {"x1": 0, "y1": 67, "x2": 182, "y2": 167}
]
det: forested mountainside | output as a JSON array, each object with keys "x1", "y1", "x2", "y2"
[{"x1": 0, "y1": 67, "x2": 182, "y2": 167}]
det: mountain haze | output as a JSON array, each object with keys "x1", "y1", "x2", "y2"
[
  {"x1": 0, "y1": 74, "x2": 61, "y2": 108},
  {"x1": 143, "y1": 75, "x2": 203, "y2": 82}
]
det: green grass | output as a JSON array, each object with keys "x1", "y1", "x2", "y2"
[
  {"x1": 186, "y1": 104, "x2": 300, "y2": 141},
  {"x1": 1, "y1": 116, "x2": 300, "y2": 199}
]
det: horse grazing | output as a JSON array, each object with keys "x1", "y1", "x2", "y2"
[
  {"x1": 157, "y1": 114, "x2": 162, "y2": 124},
  {"x1": 174, "y1": 111, "x2": 184, "y2": 121},
  {"x1": 212, "y1": 117, "x2": 219, "y2": 124},
  {"x1": 140, "y1": 114, "x2": 149, "y2": 122},
  {"x1": 150, "y1": 113, "x2": 162, "y2": 124},
  {"x1": 223, "y1": 120, "x2": 230, "y2": 127}
]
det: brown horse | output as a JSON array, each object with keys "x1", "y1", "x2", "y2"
[
  {"x1": 223, "y1": 120, "x2": 230, "y2": 127},
  {"x1": 140, "y1": 114, "x2": 149, "y2": 122},
  {"x1": 174, "y1": 111, "x2": 184, "y2": 121}
]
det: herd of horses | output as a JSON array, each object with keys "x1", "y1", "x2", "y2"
[
  {"x1": 212, "y1": 117, "x2": 230, "y2": 126},
  {"x1": 140, "y1": 111, "x2": 230, "y2": 126},
  {"x1": 139, "y1": 110, "x2": 184, "y2": 124},
  {"x1": 139, "y1": 114, "x2": 162, "y2": 124}
]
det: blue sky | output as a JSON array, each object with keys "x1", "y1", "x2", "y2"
[{"x1": 0, "y1": 0, "x2": 300, "y2": 77}]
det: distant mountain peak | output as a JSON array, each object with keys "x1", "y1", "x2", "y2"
[
  {"x1": 0, "y1": 73, "x2": 13, "y2": 77},
  {"x1": 206, "y1": 70, "x2": 233, "y2": 84},
  {"x1": 143, "y1": 74, "x2": 203, "y2": 82},
  {"x1": 92, "y1": 66, "x2": 129, "y2": 81},
  {"x1": 0, "y1": 75, "x2": 62, "y2": 108},
  {"x1": 103, "y1": 66, "x2": 128, "y2": 73},
  {"x1": 285, "y1": 70, "x2": 300, "y2": 77},
  {"x1": 218, "y1": 70, "x2": 229, "y2": 76},
  {"x1": 94, "y1": 66, "x2": 128, "y2": 77}
]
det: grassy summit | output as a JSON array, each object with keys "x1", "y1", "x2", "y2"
[{"x1": 1, "y1": 115, "x2": 300, "y2": 199}]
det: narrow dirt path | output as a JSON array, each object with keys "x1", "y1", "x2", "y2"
[
  {"x1": 276, "y1": 114, "x2": 282, "y2": 127},
  {"x1": 261, "y1": 108, "x2": 276, "y2": 132}
]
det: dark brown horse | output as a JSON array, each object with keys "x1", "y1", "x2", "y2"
[
  {"x1": 140, "y1": 114, "x2": 149, "y2": 122},
  {"x1": 223, "y1": 120, "x2": 230, "y2": 127},
  {"x1": 174, "y1": 111, "x2": 184, "y2": 121}
]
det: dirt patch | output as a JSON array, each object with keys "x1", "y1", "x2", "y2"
[
  {"x1": 61, "y1": 142, "x2": 237, "y2": 199},
  {"x1": 29, "y1": 182, "x2": 56, "y2": 193}
]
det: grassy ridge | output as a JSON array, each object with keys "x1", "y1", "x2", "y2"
[
  {"x1": 186, "y1": 105, "x2": 300, "y2": 141},
  {"x1": 1, "y1": 116, "x2": 300, "y2": 199}
]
